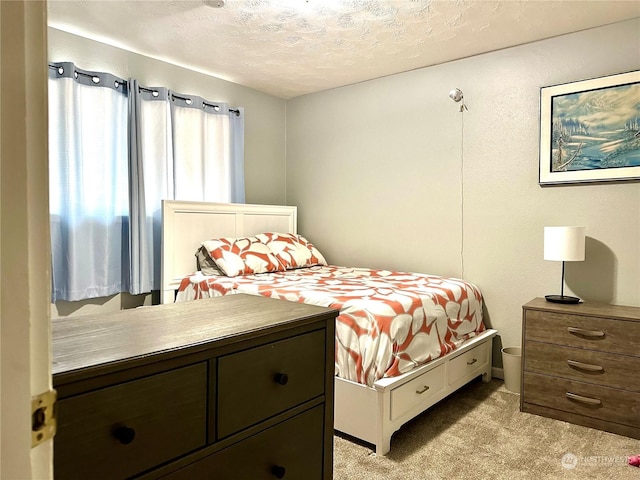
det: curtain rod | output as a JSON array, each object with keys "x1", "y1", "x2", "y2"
[
  {"x1": 169, "y1": 92, "x2": 240, "y2": 116},
  {"x1": 47, "y1": 68, "x2": 240, "y2": 117},
  {"x1": 48, "y1": 63, "x2": 125, "y2": 90}
]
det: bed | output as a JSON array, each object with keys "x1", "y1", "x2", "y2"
[{"x1": 161, "y1": 200, "x2": 498, "y2": 455}]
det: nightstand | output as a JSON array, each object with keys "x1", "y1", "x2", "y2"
[{"x1": 521, "y1": 298, "x2": 640, "y2": 439}]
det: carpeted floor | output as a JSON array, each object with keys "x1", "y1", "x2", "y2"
[{"x1": 333, "y1": 378, "x2": 639, "y2": 480}]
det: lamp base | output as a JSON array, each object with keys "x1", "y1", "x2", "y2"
[{"x1": 545, "y1": 294, "x2": 581, "y2": 304}]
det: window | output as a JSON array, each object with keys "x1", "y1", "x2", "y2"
[{"x1": 48, "y1": 63, "x2": 245, "y2": 301}]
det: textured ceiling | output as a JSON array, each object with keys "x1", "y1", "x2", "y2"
[{"x1": 48, "y1": 0, "x2": 640, "y2": 99}]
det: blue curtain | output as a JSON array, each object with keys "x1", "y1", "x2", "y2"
[
  {"x1": 230, "y1": 107, "x2": 246, "y2": 204},
  {"x1": 128, "y1": 82, "x2": 174, "y2": 295},
  {"x1": 48, "y1": 62, "x2": 129, "y2": 301}
]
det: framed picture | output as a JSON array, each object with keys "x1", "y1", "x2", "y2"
[{"x1": 539, "y1": 70, "x2": 640, "y2": 185}]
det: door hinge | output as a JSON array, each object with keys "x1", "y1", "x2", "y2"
[{"x1": 31, "y1": 390, "x2": 56, "y2": 447}]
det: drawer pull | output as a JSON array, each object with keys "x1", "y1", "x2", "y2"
[
  {"x1": 567, "y1": 359, "x2": 604, "y2": 372},
  {"x1": 415, "y1": 385, "x2": 430, "y2": 395},
  {"x1": 274, "y1": 373, "x2": 289, "y2": 386},
  {"x1": 467, "y1": 358, "x2": 478, "y2": 366},
  {"x1": 566, "y1": 392, "x2": 602, "y2": 406},
  {"x1": 567, "y1": 327, "x2": 605, "y2": 338},
  {"x1": 271, "y1": 465, "x2": 287, "y2": 479},
  {"x1": 112, "y1": 425, "x2": 136, "y2": 445}
]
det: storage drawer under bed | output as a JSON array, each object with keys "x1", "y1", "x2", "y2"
[
  {"x1": 388, "y1": 339, "x2": 490, "y2": 422},
  {"x1": 448, "y1": 340, "x2": 490, "y2": 386},
  {"x1": 390, "y1": 364, "x2": 445, "y2": 421}
]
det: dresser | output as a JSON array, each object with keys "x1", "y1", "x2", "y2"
[
  {"x1": 521, "y1": 297, "x2": 640, "y2": 439},
  {"x1": 53, "y1": 294, "x2": 338, "y2": 480}
]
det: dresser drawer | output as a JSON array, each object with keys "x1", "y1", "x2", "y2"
[
  {"x1": 524, "y1": 309, "x2": 640, "y2": 356},
  {"x1": 523, "y1": 372, "x2": 640, "y2": 428},
  {"x1": 524, "y1": 341, "x2": 640, "y2": 392},
  {"x1": 55, "y1": 363, "x2": 207, "y2": 480},
  {"x1": 166, "y1": 406, "x2": 325, "y2": 480},
  {"x1": 217, "y1": 329, "x2": 326, "y2": 439},
  {"x1": 449, "y1": 341, "x2": 490, "y2": 386},
  {"x1": 390, "y1": 364, "x2": 445, "y2": 421}
]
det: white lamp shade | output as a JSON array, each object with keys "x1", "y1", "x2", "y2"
[{"x1": 544, "y1": 226, "x2": 585, "y2": 262}]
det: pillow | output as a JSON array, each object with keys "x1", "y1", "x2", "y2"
[
  {"x1": 194, "y1": 246, "x2": 222, "y2": 276},
  {"x1": 255, "y1": 232, "x2": 327, "y2": 269},
  {"x1": 201, "y1": 236, "x2": 285, "y2": 277}
]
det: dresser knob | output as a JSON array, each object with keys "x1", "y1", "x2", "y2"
[
  {"x1": 274, "y1": 373, "x2": 289, "y2": 386},
  {"x1": 112, "y1": 425, "x2": 136, "y2": 445},
  {"x1": 271, "y1": 465, "x2": 286, "y2": 479}
]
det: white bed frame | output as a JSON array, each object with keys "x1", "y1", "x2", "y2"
[{"x1": 161, "y1": 200, "x2": 498, "y2": 455}]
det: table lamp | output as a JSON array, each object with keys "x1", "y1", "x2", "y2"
[{"x1": 543, "y1": 226, "x2": 585, "y2": 304}]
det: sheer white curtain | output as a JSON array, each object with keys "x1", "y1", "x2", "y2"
[
  {"x1": 128, "y1": 89, "x2": 245, "y2": 295},
  {"x1": 171, "y1": 94, "x2": 233, "y2": 202},
  {"x1": 48, "y1": 62, "x2": 129, "y2": 301}
]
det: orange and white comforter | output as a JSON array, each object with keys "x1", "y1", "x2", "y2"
[{"x1": 176, "y1": 265, "x2": 485, "y2": 387}]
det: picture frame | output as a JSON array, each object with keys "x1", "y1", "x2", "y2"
[{"x1": 539, "y1": 70, "x2": 640, "y2": 185}]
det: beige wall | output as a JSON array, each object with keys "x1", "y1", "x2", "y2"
[
  {"x1": 286, "y1": 19, "x2": 640, "y2": 365},
  {"x1": 48, "y1": 28, "x2": 288, "y2": 316},
  {"x1": 47, "y1": 21, "x2": 640, "y2": 365}
]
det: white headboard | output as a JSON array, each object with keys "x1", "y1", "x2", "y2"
[{"x1": 161, "y1": 200, "x2": 297, "y2": 303}]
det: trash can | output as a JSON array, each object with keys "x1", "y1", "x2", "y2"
[{"x1": 501, "y1": 346, "x2": 522, "y2": 394}]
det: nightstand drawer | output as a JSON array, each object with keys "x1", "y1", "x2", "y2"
[
  {"x1": 390, "y1": 364, "x2": 445, "y2": 421},
  {"x1": 55, "y1": 363, "x2": 207, "y2": 480},
  {"x1": 166, "y1": 406, "x2": 324, "y2": 480},
  {"x1": 524, "y1": 309, "x2": 640, "y2": 356},
  {"x1": 449, "y1": 341, "x2": 490, "y2": 386},
  {"x1": 523, "y1": 372, "x2": 640, "y2": 428},
  {"x1": 524, "y1": 341, "x2": 640, "y2": 392},
  {"x1": 217, "y1": 329, "x2": 326, "y2": 439}
]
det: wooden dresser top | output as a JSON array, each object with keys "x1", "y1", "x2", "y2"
[
  {"x1": 523, "y1": 297, "x2": 640, "y2": 322},
  {"x1": 53, "y1": 294, "x2": 338, "y2": 381}
]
